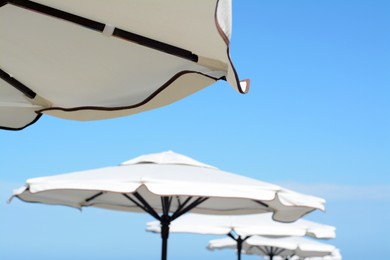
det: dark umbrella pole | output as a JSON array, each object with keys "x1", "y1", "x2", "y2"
[
  {"x1": 161, "y1": 217, "x2": 170, "y2": 260},
  {"x1": 246, "y1": 245, "x2": 285, "y2": 260},
  {"x1": 227, "y1": 232, "x2": 250, "y2": 260},
  {"x1": 237, "y1": 238, "x2": 242, "y2": 260},
  {"x1": 123, "y1": 193, "x2": 208, "y2": 260}
]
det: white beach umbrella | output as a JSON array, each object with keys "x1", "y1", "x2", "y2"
[
  {"x1": 209, "y1": 236, "x2": 336, "y2": 260},
  {"x1": 10, "y1": 151, "x2": 325, "y2": 260},
  {"x1": 0, "y1": 0, "x2": 249, "y2": 130},
  {"x1": 303, "y1": 249, "x2": 342, "y2": 260},
  {"x1": 147, "y1": 213, "x2": 336, "y2": 260}
]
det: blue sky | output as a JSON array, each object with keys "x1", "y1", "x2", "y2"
[{"x1": 1, "y1": 0, "x2": 389, "y2": 259}]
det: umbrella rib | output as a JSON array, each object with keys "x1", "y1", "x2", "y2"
[
  {"x1": 253, "y1": 200, "x2": 269, "y2": 208},
  {"x1": 161, "y1": 197, "x2": 172, "y2": 217},
  {"x1": 250, "y1": 245, "x2": 268, "y2": 256},
  {"x1": 264, "y1": 246, "x2": 272, "y2": 255},
  {"x1": 0, "y1": 67, "x2": 36, "y2": 99},
  {"x1": 113, "y1": 28, "x2": 198, "y2": 62},
  {"x1": 84, "y1": 191, "x2": 104, "y2": 203},
  {"x1": 174, "y1": 196, "x2": 192, "y2": 213},
  {"x1": 271, "y1": 246, "x2": 280, "y2": 257},
  {"x1": 122, "y1": 193, "x2": 149, "y2": 213},
  {"x1": 243, "y1": 235, "x2": 251, "y2": 242},
  {"x1": 122, "y1": 193, "x2": 160, "y2": 221},
  {"x1": 274, "y1": 248, "x2": 286, "y2": 256},
  {"x1": 132, "y1": 192, "x2": 162, "y2": 220},
  {"x1": 175, "y1": 196, "x2": 182, "y2": 208},
  {"x1": 270, "y1": 246, "x2": 274, "y2": 255},
  {"x1": 227, "y1": 232, "x2": 238, "y2": 241},
  {"x1": 170, "y1": 197, "x2": 208, "y2": 221},
  {"x1": 7, "y1": 0, "x2": 198, "y2": 62}
]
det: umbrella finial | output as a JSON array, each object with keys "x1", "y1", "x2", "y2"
[{"x1": 120, "y1": 151, "x2": 217, "y2": 169}]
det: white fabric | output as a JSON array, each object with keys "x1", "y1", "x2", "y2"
[
  {"x1": 121, "y1": 151, "x2": 217, "y2": 169},
  {"x1": 11, "y1": 151, "x2": 325, "y2": 222},
  {"x1": 0, "y1": 0, "x2": 248, "y2": 130},
  {"x1": 146, "y1": 212, "x2": 336, "y2": 238},
  {"x1": 209, "y1": 236, "x2": 336, "y2": 258},
  {"x1": 0, "y1": 80, "x2": 42, "y2": 129},
  {"x1": 304, "y1": 249, "x2": 342, "y2": 260}
]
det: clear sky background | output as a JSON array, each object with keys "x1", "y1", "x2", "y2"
[{"x1": 1, "y1": 0, "x2": 389, "y2": 259}]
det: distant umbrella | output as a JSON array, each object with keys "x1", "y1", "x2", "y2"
[
  {"x1": 303, "y1": 249, "x2": 342, "y2": 260},
  {"x1": 0, "y1": 0, "x2": 249, "y2": 130},
  {"x1": 10, "y1": 151, "x2": 325, "y2": 260},
  {"x1": 147, "y1": 213, "x2": 336, "y2": 260},
  {"x1": 209, "y1": 236, "x2": 337, "y2": 260}
]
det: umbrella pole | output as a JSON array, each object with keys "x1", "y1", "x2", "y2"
[
  {"x1": 160, "y1": 215, "x2": 170, "y2": 260},
  {"x1": 124, "y1": 193, "x2": 208, "y2": 260},
  {"x1": 237, "y1": 238, "x2": 242, "y2": 260},
  {"x1": 227, "y1": 233, "x2": 250, "y2": 260}
]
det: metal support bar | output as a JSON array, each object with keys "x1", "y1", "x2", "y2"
[
  {"x1": 174, "y1": 196, "x2": 181, "y2": 207},
  {"x1": 227, "y1": 232, "x2": 237, "y2": 240},
  {"x1": 253, "y1": 200, "x2": 269, "y2": 208},
  {"x1": 84, "y1": 191, "x2": 104, "y2": 203},
  {"x1": 274, "y1": 247, "x2": 286, "y2": 256},
  {"x1": 0, "y1": 68, "x2": 36, "y2": 99},
  {"x1": 161, "y1": 197, "x2": 172, "y2": 217},
  {"x1": 113, "y1": 28, "x2": 198, "y2": 62},
  {"x1": 7, "y1": 0, "x2": 198, "y2": 62},
  {"x1": 123, "y1": 193, "x2": 161, "y2": 220},
  {"x1": 171, "y1": 197, "x2": 208, "y2": 221},
  {"x1": 173, "y1": 196, "x2": 192, "y2": 215},
  {"x1": 257, "y1": 246, "x2": 269, "y2": 256},
  {"x1": 133, "y1": 192, "x2": 162, "y2": 220},
  {"x1": 243, "y1": 235, "x2": 250, "y2": 242}
]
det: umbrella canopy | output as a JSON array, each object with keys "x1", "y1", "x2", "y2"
[
  {"x1": 147, "y1": 213, "x2": 335, "y2": 260},
  {"x1": 11, "y1": 151, "x2": 325, "y2": 260},
  {"x1": 0, "y1": 0, "x2": 249, "y2": 130},
  {"x1": 303, "y1": 249, "x2": 342, "y2": 260},
  {"x1": 209, "y1": 236, "x2": 336, "y2": 260},
  {"x1": 147, "y1": 213, "x2": 336, "y2": 238}
]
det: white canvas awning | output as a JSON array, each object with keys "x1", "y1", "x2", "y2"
[
  {"x1": 147, "y1": 213, "x2": 336, "y2": 239},
  {"x1": 11, "y1": 151, "x2": 325, "y2": 222},
  {"x1": 0, "y1": 0, "x2": 249, "y2": 130},
  {"x1": 147, "y1": 212, "x2": 335, "y2": 260},
  {"x1": 10, "y1": 151, "x2": 326, "y2": 260},
  {"x1": 209, "y1": 236, "x2": 337, "y2": 259}
]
